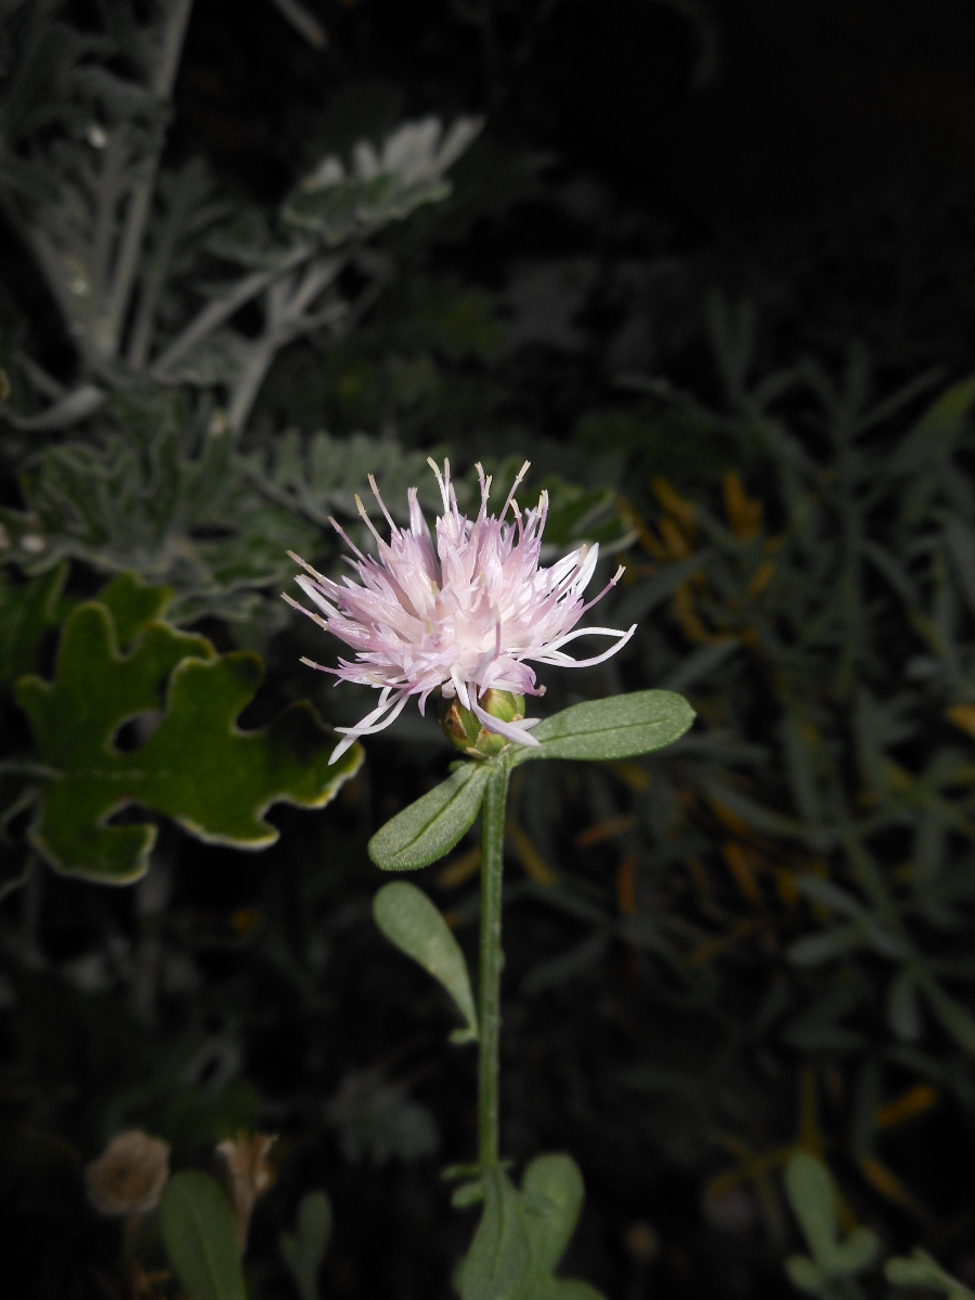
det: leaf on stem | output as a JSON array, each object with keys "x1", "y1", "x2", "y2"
[
  {"x1": 368, "y1": 762, "x2": 491, "y2": 871},
  {"x1": 373, "y1": 881, "x2": 478, "y2": 1041},
  {"x1": 457, "y1": 1168, "x2": 531, "y2": 1300},
  {"x1": 510, "y1": 691, "x2": 694, "y2": 765},
  {"x1": 456, "y1": 1155, "x2": 608, "y2": 1300}
]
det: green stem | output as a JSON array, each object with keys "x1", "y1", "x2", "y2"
[
  {"x1": 477, "y1": 764, "x2": 509, "y2": 1169},
  {"x1": 99, "y1": 0, "x2": 195, "y2": 359}
]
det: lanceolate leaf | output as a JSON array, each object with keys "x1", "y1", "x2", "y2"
[
  {"x1": 511, "y1": 691, "x2": 694, "y2": 765},
  {"x1": 160, "y1": 1172, "x2": 246, "y2": 1300},
  {"x1": 15, "y1": 594, "x2": 362, "y2": 883},
  {"x1": 368, "y1": 761, "x2": 491, "y2": 871},
  {"x1": 373, "y1": 881, "x2": 478, "y2": 1040}
]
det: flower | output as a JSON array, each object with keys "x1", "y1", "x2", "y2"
[
  {"x1": 285, "y1": 459, "x2": 637, "y2": 762},
  {"x1": 85, "y1": 1130, "x2": 170, "y2": 1217}
]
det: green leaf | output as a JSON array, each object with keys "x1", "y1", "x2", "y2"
[
  {"x1": 159, "y1": 1171, "x2": 246, "y2": 1300},
  {"x1": 373, "y1": 881, "x2": 478, "y2": 1039},
  {"x1": 703, "y1": 780, "x2": 810, "y2": 839},
  {"x1": 95, "y1": 571, "x2": 172, "y2": 644},
  {"x1": 783, "y1": 1153, "x2": 878, "y2": 1281},
  {"x1": 894, "y1": 373, "x2": 975, "y2": 471},
  {"x1": 368, "y1": 762, "x2": 491, "y2": 871},
  {"x1": 19, "y1": 390, "x2": 319, "y2": 623},
  {"x1": 457, "y1": 1156, "x2": 606, "y2": 1300},
  {"x1": 787, "y1": 924, "x2": 865, "y2": 967},
  {"x1": 279, "y1": 1190, "x2": 332, "y2": 1300},
  {"x1": 243, "y1": 429, "x2": 443, "y2": 531},
  {"x1": 16, "y1": 598, "x2": 362, "y2": 883},
  {"x1": 835, "y1": 1227, "x2": 882, "y2": 1275},
  {"x1": 457, "y1": 1168, "x2": 531, "y2": 1300},
  {"x1": 282, "y1": 117, "x2": 480, "y2": 245},
  {"x1": 511, "y1": 691, "x2": 694, "y2": 766},
  {"x1": 520, "y1": 1154, "x2": 585, "y2": 1282},
  {"x1": 784, "y1": 1255, "x2": 830, "y2": 1294},
  {"x1": 886, "y1": 1249, "x2": 975, "y2": 1299},
  {"x1": 784, "y1": 1152, "x2": 841, "y2": 1266}
]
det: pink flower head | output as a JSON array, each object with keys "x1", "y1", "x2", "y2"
[{"x1": 285, "y1": 459, "x2": 637, "y2": 762}]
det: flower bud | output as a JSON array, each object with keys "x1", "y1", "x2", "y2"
[{"x1": 441, "y1": 690, "x2": 526, "y2": 759}]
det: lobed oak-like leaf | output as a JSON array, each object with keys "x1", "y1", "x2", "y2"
[{"x1": 15, "y1": 582, "x2": 362, "y2": 884}]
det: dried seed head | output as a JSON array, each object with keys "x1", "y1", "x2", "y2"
[
  {"x1": 85, "y1": 1130, "x2": 170, "y2": 1217},
  {"x1": 217, "y1": 1131, "x2": 277, "y2": 1250}
]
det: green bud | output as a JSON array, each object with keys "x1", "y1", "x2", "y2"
[{"x1": 441, "y1": 690, "x2": 526, "y2": 759}]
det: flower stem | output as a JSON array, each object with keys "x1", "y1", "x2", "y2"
[
  {"x1": 100, "y1": 0, "x2": 195, "y2": 359},
  {"x1": 477, "y1": 764, "x2": 509, "y2": 1169}
]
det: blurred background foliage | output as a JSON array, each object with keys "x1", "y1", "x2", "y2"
[{"x1": 3, "y1": 0, "x2": 975, "y2": 1297}]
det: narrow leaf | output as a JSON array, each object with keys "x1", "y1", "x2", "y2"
[
  {"x1": 784, "y1": 1152, "x2": 841, "y2": 1266},
  {"x1": 373, "y1": 881, "x2": 478, "y2": 1038},
  {"x1": 513, "y1": 691, "x2": 694, "y2": 766},
  {"x1": 886, "y1": 1249, "x2": 975, "y2": 1299},
  {"x1": 160, "y1": 1171, "x2": 246, "y2": 1300},
  {"x1": 703, "y1": 780, "x2": 809, "y2": 839},
  {"x1": 787, "y1": 924, "x2": 865, "y2": 967},
  {"x1": 368, "y1": 762, "x2": 491, "y2": 871}
]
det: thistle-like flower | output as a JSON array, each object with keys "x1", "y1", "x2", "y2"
[{"x1": 285, "y1": 459, "x2": 636, "y2": 762}]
